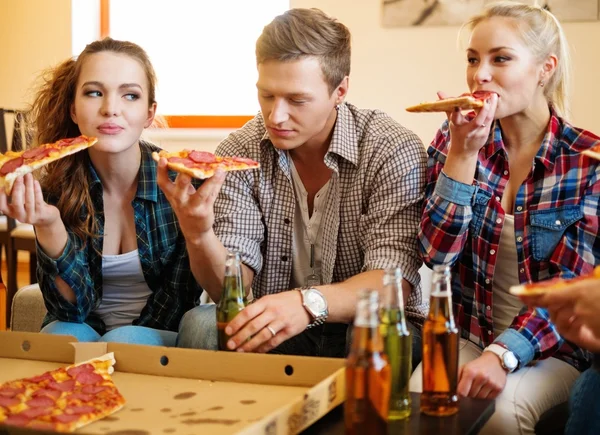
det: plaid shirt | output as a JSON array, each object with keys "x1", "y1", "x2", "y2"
[
  {"x1": 419, "y1": 109, "x2": 600, "y2": 370},
  {"x1": 37, "y1": 141, "x2": 203, "y2": 335},
  {"x1": 214, "y1": 102, "x2": 429, "y2": 324}
]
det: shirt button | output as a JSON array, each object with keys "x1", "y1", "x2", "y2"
[
  {"x1": 503, "y1": 170, "x2": 509, "y2": 175},
  {"x1": 281, "y1": 255, "x2": 288, "y2": 262},
  {"x1": 490, "y1": 249, "x2": 496, "y2": 255},
  {"x1": 516, "y1": 206, "x2": 523, "y2": 212},
  {"x1": 496, "y1": 218, "x2": 502, "y2": 224},
  {"x1": 485, "y1": 278, "x2": 490, "y2": 284},
  {"x1": 486, "y1": 306, "x2": 491, "y2": 311},
  {"x1": 520, "y1": 268, "x2": 525, "y2": 273},
  {"x1": 284, "y1": 218, "x2": 291, "y2": 225},
  {"x1": 517, "y1": 236, "x2": 523, "y2": 242},
  {"x1": 555, "y1": 220, "x2": 561, "y2": 225},
  {"x1": 496, "y1": 196, "x2": 500, "y2": 202},
  {"x1": 488, "y1": 330, "x2": 492, "y2": 335}
]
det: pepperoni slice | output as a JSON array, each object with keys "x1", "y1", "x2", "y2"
[
  {"x1": 66, "y1": 405, "x2": 97, "y2": 415},
  {"x1": 24, "y1": 372, "x2": 54, "y2": 384},
  {"x1": 231, "y1": 156, "x2": 258, "y2": 166},
  {"x1": 22, "y1": 146, "x2": 46, "y2": 159},
  {"x1": 0, "y1": 156, "x2": 24, "y2": 176},
  {"x1": 53, "y1": 413, "x2": 80, "y2": 424},
  {"x1": 56, "y1": 136, "x2": 86, "y2": 148},
  {"x1": 75, "y1": 371, "x2": 103, "y2": 385},
  {"x1": 32, "y1": 388, "x2": 62, "y2": 400},
  {"x1": 81, "y1": 385, "x2": 108, "y2": 394},
  {"x1": 49, "y1": 379, "x2": 76, "y2": 392},
  {"x1": 0, "y1": 387, "x2": 25, "y2": 398},
  {"x1": 0, "y1": 396, "x2": 20, "y2": 408},
  {"x1": 188, "y1": 150, "x2": 217, "y2": 163},
  {"x1": 67, "y1": 392, "x2": 93, "y2": 402},
  {"x1": 26, "y1": 395, "x2": 56, "y2": 408},
  {"x1": 66, "y1": 364, "x2": 94, "y2": 378},
  {"x1": 20, "y1": 407, "x2": 53, "y2": 419},
  {"x1": 3, "y1": 414, "x2": 31, "y2": 426},
  {"x1": 167, "y1": 157, "x2": 195, "y2": 167}
]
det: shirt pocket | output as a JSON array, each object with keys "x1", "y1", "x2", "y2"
[
  {"x1": 470, "y1": 189, "x2": 492, "y2": 234},
  {"x1": 529, "y1": 205, "x2": 583, "y2": 261}
]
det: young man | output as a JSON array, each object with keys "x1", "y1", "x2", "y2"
[{"x1": 158, "y1": 8, "x2": 428, "y2": 364}]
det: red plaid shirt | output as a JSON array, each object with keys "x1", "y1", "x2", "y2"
[{"x1": 419, "y1": 109, "x2": 600, "y2": 371}]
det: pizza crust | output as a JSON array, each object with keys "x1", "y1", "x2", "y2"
[
  {"x1": 152, "y1": 150, "x2": 259, "y2": 180},
  {"x1": 406, "y1": 95, "x2": 485, "y2": 113}
]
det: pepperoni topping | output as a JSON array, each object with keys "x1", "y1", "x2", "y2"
[
  {"x1": 66, "y1": 404, "x2": 97, "y2": 415},
  {"x1": 81, "y1": 385, "x2": 108, "y2": 394},
  {"x1": 3, "y1": 414, "x2": 31, "y2": 426},
  {"x1": 0, "y1": 387, "x2": 25, "y2": 398},
  {"x1": 67, "y1": 364, "x2": 94, "y2": 378},
  {"x1": 167, "y1": 157, "x2": 195, "y2": 167},
  {"x1": 49, "y1": 379, "x2": 76, "y2": 392},
  {"x1": 32, "y1": 388, "x2": 62, "y2": 400},
  {"x1": 231, "y1": 156, "x2": 258, "y2": 166},
  {"x1": 0, "y1": 396, "x2": 20, "y2": 408},
  {"x1": 188, "y1": 150, "x2": 218, "y2": 163},
  {"x1": 75, "y1": 371, "x2": 104, "y2": 385},
  {"x1": 22, "y1": 146, "x2": 46, "y2": 159},
  {"x1": 53, "y1": 413, "x2": 81, "y2": 424},
  {"x1": 26, "y1": 395, "x2": 56, "y2": 408},
  {"x1": 56, "y1": 136, "x2": 87, "y2": 148},
  {"x1": 0, "y1": 156, "x2": 24, "y2": 176},
  {"x1": 67, "y1": 392, "x2": 93, "y2": 402},
  {"x1": 24, "y1": 372, "x2": 54, "y2": 384},
  {"x1": 20, "y1": 407, "x2": 53, "y2": 419}
]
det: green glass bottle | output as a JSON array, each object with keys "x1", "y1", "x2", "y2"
[
  {"x1": 216, "y1": 251, "x2": 247, "y2": 351},
  {"x1": 379, "y1": 267, "x2": 412, "y2": 420}
]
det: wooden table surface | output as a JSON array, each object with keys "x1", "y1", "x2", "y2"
[{"x1": 303, "y1": 393, "x2": 495, "y2": 435}]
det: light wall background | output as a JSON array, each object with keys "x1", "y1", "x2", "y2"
[{"x1": 1, "y1": 0, "x2": 599, "y2": 151}]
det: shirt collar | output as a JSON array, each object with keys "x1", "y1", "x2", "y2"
[{"x1": 88, "y1": 141, "x2": 158, "y2": 203}]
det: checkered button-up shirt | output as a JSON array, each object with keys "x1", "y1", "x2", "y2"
[
  {"x1": 214, "y1": 102, "x2": 428, "y2": 324},
  {"x1": 419, "y1": 109, "x2": 600, "y2": 370},
  {"x1": 37, "y1": 141, "x2": 203, "y2": 335}
]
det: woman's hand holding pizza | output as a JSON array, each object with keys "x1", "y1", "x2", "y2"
[
  {"x1": 156, "y1": 157, "x2": 226, "y2": 245},
  {"x1": 0, "y1": 173, "x2": 61, "y2": 228},
  {"x1": 440, "y1": 91, "x2": 498, "y2": 157}
]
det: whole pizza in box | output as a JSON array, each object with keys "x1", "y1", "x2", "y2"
[{"x1": 0, "y1": 353, "x2": 125, "y2": 432}]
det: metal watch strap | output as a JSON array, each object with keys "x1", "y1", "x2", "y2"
[{"x1": 300, "y1": 287, "x2": 328, "y2": 329}]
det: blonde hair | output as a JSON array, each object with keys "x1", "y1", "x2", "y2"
[
  {"x1": 463, "y1": 1, "x2": 571, "y2": 118},
  {"x1": 30, "y1": 37, "x2": 157, "y2": 243},
  {"x1": 256, "y1": 8, "x2": 351, "y2": 94}
]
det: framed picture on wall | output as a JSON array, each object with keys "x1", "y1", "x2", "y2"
[{"x1": 382, "y1": 0, "x2": 600, "y2": 27}]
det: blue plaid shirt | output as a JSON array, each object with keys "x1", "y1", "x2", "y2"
[{"x1": 37, "y1": 141, "x2": 203, "y2": 335}]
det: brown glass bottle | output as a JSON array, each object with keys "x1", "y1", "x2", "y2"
[
  {"x1": 345, "y1": 289, "x2": 391, "y2": 435},
  {"x1": 216, "y1": 251, "x2": 247, "y2": 351},
  {"x1": 421, "y1": 264, "x2": 459, "y2": 416}
]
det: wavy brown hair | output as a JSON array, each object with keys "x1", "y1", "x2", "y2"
[{"x1": 30, "y1": 37, "x2": 157, "y2": 244}]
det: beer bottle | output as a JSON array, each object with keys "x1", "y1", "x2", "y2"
[
  {"x1": 216, "y1": 251, "x2": 247, "y2": 351},
  {"x1": 421, "y1": 264, "x2": 460, "y2": 416},
  {"x1": 379, "y1": 268, "x2": 412, "y2": 420},
  {"x1": 345, "y1": 289, "x2": 390, "y2": 435}
]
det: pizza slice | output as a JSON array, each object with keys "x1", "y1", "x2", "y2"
[
  {"x1": 0, "y1": 352, "x2": 125, "y2": 432},
  {"x1": 582, "y1": 144, "x2": 600, "y2": 161},
  {"x1": 0, "y1": 135, "x2": 98, "y2": 194},
  {"x1": 405, "y1": 91, "x2": 496, "y2": 113},
  {"x1": 509, "y1": 266, "x2": 600, "y2": 296},
  {"x1": 152, "y1": 149, "x2": 260, "y2": 179}
]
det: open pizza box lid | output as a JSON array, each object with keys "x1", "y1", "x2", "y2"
[{"x1": 0, "y1": 331, "x2": 345, "y2": 434}]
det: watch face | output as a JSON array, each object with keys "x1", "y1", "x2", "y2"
[
  {"x1": 305, "y1": 289, "x2": 327, "y2": 314},
  {"x1": 503, "y1": 352, "x2": 519, "y2": 370}
]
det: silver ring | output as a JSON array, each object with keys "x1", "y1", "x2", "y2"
[{"x1": 266, "y1": 325, "x2": 277, "y2": 337}]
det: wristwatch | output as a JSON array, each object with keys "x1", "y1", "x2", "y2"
[
  {"x1": 299, "y1": 287, "x2": 329, "y2": 329},
  {"x1": 484, "y1": 344, "x2": 519, "y2": 373}
]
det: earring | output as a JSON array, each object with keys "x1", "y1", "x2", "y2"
[
  {"x1": 539, "y1": 81, "x2": 545, "y2": 88},
  {"x1": 335, "y1": 104, "x2": 340, "y2": 111}
]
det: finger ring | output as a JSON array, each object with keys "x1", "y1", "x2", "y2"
[
  {"x1": 480, "y1": 123, "x2": 486, "y2": 128},
  {"x1": 266, "y1": 325, "x2": 277, "y2": 337}
]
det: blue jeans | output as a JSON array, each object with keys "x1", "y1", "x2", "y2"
[
  {"x1": 565, "y1": 367, "x2": 600, "y2": 435},
  {"x1": 177, "y1": 305, "x2": 423, "y2": 368},
  {"x1": 41, "y1": 321, "x2": 178, "y2": 347}
]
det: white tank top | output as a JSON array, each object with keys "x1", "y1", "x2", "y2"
[
  {"x1": 492, "y1": 214, "x2": 525, "y2": 336},
  {"x1": 93, "y1": 249, "x2": 152, "y2": 331}
]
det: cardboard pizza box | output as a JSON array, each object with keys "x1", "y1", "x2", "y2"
[{"x1": 0, "y1": 331, "x2": 345, "y2": 434}]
